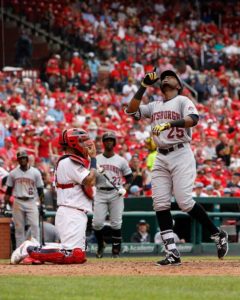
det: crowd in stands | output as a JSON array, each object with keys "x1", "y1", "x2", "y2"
[{"x1": 1, "y1": 0, "x2": 240, "y2": 208}]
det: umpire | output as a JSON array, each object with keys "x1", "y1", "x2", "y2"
[{"x1": 4, "y1": 151, "x2": 44, "y2": 247}]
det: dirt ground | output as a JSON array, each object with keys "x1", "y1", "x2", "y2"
[{"x1": 1, "y1": 258, "x2": 240, "y2": 276}]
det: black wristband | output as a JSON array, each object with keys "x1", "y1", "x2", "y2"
[
  {"x1": 170, "y1": 119, "x2": 185, "y2": 128},
  {"x1": 90, "y1": 158, "x2": 97, "y2": 169},
  {"x1": 134, "y1": 85, "x2": 146, "y2": 101}
]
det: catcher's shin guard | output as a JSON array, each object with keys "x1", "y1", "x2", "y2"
[
  {"x1": 62, "y1": 248, "x2": 86, "y2": 264},
  {"x1": 27, "y1": 247, "x2": 86, "y2": 264},
  {"x1": 112, "y1": 229, "x2": 122, "y2": 256}
]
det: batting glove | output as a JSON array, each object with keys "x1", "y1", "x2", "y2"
[
  {"x1": 118, "y1": 188, "x2": 127, "y2": 197},
  {"x1": 152, "y1": 123, "x2": 171, "y2": 136},
  {"x1": 141, "y1": 68, "x2": 159, "y2": 88}
]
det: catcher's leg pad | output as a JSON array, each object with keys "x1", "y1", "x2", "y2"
[
  {"x1": 62, "y1": 248, "x2": 86, "y2": 264},
  {"x1": 27, "y1": 247, "x2": 86, "y2": 264}
]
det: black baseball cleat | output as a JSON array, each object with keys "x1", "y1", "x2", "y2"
[
  {"x1": 96, "y1": 243, "x2": 105, "y2": 259},
  {"x1": 156, "y1": 253, "x2": 181, "y2": 266},
  {"x1": 211, "y1": 230, "x2": 229, "y2": 259}
]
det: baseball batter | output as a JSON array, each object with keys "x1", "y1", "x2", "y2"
[
  {"x1": 4, "y1": 151, "x2": 44, "y2": 247},
  {"x1": 10, "y1": 128, "x2": 97, "y2": 264},
  {"x1": 93, "y1": 132, "x2": 133, "y2": 258},
  {"x1": 126, "y1": 69, "x2": 228, "y2": 265}
]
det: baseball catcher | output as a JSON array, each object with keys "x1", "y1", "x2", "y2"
[{"x1": 11, "y1": 128, "x2": 97, "y2": 264}]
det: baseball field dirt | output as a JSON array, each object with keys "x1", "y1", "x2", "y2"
[{"x1": 0, "y1": 258, "x2": 240, "y2": 276}]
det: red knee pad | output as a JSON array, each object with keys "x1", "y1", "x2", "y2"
[{"x1": 62, "y1": 248, "x2": 87, "y2": 264}]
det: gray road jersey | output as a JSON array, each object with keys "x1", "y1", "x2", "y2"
[
  {"x1": 6, "y1": 166, "x2": 44, "y2": 198},
  {"x1": 139, "y1": 96, "x2": 198, "y2": 148},
  {"x1": 96, "y1": 154, "x2": 132, "y2": 188}
]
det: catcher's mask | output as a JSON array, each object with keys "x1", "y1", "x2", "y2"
[
  {"x1": 102, "y1": 132, "x2": 117, "y2": 146},
  {"x1": 160, "y1": 70, "x2": 183, "y2": 94},
  {"x1": 65, "y1": 128, "x2": 92, "y2": 158}
]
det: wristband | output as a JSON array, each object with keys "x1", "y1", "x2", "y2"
[
  {"x1": 134, "y1": 85, "x2": 146, "y2": 101},
  {"x1": 90, "y1": 158, "x2": 97, "y2": 169},
  {"x1": 169, "y1": 119, "x2": 185, "y2": 128}
]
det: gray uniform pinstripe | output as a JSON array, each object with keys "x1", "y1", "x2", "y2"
[{"x1": 6, "y1": 166, "x2": 44, "y2": 247}]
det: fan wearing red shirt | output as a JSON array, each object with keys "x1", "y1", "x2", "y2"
[
  {"x1": 212, "y1": 166, "x2": 227, "y2": 187},
  {"x1": 36, "y1": 129, "x2": 53, "y2": 163},
  {"x1": 204, "y1": 119, "x2": 218, "y2": 138}
]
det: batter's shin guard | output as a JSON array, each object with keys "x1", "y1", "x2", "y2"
[
  {"x1": 27, "y1": 246, "x2": 86, "y2": 264},
  {"x1": 161, "y1": 230, "x2": 180, "y2": 258},
  {"x1": 112, "y1": 229, "x2": 122, "y2": 256}
]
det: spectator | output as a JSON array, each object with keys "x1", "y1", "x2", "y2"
[
  {"x1": 128, "y1": 185, "x2": 142, "y2": 197},
  {"x1": 0, "y1": 137, "x2": 16, "y2": 167},
  {"x1": 128, "y1": 154, "x2": 146, "y2": 195},
  {"x1": 121, "y1": 77, "x2": 138, "y2": 105},
  {"x1": 7, "y1": 103, "x2": 21, "y2": 121},
  {"x1": 202, "y1": 137, "x2": 217, "y2": 160},
  {"x1": 223, "y1": 188, "x2": 233, "y2": 197},
  {"x1": 130, "y1": 219, "x2": 151, "y2": 243},
  {"x1": 216, "y1": 133, "x2": 234, "y2": 167},
  {"x1": 192, "y1": 182, "x2": 208, "y2": 197},
  {"x1": 87, "y1": 52, "x2": 100, "y2": 84},
  {"x1": 227, "y1": 173, "x2": 240, "y2": 189}
]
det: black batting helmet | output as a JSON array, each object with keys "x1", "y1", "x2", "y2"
[
  {"x1": 160, "y1": 70, "x2": 183, "y2": 94},
  {"x1": 102, "y1": 132, "x2": 117, "y2": 146},
  {"x1": 17, "y1": 150, "x2": 28, "y2": 159}
]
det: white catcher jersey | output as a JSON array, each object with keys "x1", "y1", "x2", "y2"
[
  {"x1": 139, "y1": 95, "x2": 198, "y2": 148},
  {"x1": 6, "y1": 166, "x2": 44, "y2": 198},
  {"x1": 56, "y1": 157, "x2": 93, "y2": 213},
  {"x1": 96, "y1": 154, "x2": 132, "y2": 188}
]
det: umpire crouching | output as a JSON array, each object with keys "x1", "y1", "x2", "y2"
[{"x1": 4, "y1": 151, "x2": 44, "y2": 247}]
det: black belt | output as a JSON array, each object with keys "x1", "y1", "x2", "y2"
[
  {"x1": 158, "y1": 143, "x2": 184, "y2": 155},
  {"x1": 98, "y1": 187, "x2": 115, "y2": 191},
  {"x1": 16, "y1": 197, "x2": 34, "y2": 200}
]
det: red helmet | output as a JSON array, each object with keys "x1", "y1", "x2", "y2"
[{"x1": 65, "y1": 128, "x2": 91, "y2": 158}]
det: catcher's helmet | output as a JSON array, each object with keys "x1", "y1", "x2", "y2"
[
  {"x1": 58, "y1": 129, "x2": 68, "y2": 147},
  {"x1": 160, "y1": 70, "x2": 183, "y2": 94},
  {"x1": 65, "y1": 128, "x2": 91, "y2": 158},
  {"x1": 102, "y1": 132, "x2": 116, "y2": 146},
  {"x1": 17, "y1": 150, "x2": 28, "y2": 159}
]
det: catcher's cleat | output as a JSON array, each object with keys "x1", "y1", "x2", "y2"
[
  {"x1": 10, "y1": 238, "x2": 40, "y2": 265},
  {"x1": 211, "y1": 230, "x2": 228, "y2": 259},
  {"x1": 111, "y1": 254, "x2": 120, "y2": 258},
  {"x1": 21, "y1": 256, "x2": 42, "y2": 265},
  {"x1": 96, "y1": 243, "x2": 105, "y2": 259},
  {"x1": 156, "y1": 252, "x2": 181, "y2": 266}
]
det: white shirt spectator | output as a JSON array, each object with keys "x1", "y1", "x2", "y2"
[{"x1": 121, "y1": 81, "x2": 138, "y2": 105}]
